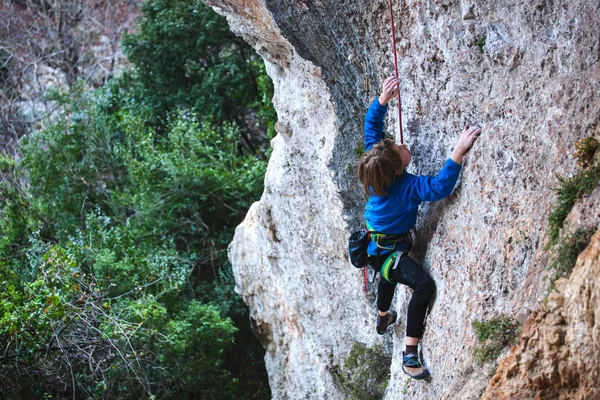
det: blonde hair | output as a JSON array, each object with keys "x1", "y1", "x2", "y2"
[{"x1": 358, "y1": 138, "x2": 403, "y2": 196}]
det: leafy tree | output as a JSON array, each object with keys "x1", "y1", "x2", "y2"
[
  {"x1": 22, "y1": 85, "x2": 265, "y2": 273},
  {"x1": 0, "y1": 153, "x2": 36, "y2": 257},
  {"x1": 1, "y1": 0, "x2": 275, "y2": 398},
  {"x1": 0, "y1": 215, "x2": 237, "y2": 399},
  {"x1": 6, "y1": 79, "x2": 270, "y2": 398},
  {"x1": 20, "y1": 82, "x2": 131, "y2": 236},
  {"x1": 122, "y1": 0, "x2": 261, "y2": 128}
]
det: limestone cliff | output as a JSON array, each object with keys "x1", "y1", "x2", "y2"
[{"x1": 206, "y1": 0, "x2": 600, "y2": 398}]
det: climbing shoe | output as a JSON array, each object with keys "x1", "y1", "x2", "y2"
[
  {"x1": 376, "y1": 311, "x2": 397, "y2": 334},
  {"x1": 402, "y1": 352, "x2": 430, "y2": 380}
]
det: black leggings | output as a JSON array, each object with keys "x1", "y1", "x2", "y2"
[{"x1": 371, "y1": 253, "x2": 435, "y2": 338}]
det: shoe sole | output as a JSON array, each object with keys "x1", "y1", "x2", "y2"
[{"x1": 402, "y1": 365, "x2": 431, "y2": 380}]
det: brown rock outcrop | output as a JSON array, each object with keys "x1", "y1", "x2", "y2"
[{"x1": 483, "y1": 229, "x2": 600, "y2": 399}]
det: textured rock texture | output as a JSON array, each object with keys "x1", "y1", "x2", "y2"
[
  {"x1": 483, "y1": 229, "x2": 600, "y2": 400},
  {"x1": 207, "y1": 0, "x2": 600, "y2": 398}
]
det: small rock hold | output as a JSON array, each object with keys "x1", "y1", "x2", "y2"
[
  {"x1": 545, "y1": 291, "x2": 564, "y2": 312},
  {"x1": 515, "y1": 307, "x2": 532, "y2": 324},
  {"x1": 553, "y1": 278, "x2": 568, "y2": 294},
  {"x1": 545, "y1": 313, "x2": 565, "y2": 326},
  {"x1": 275, "y1": 121, "x2": 293, "y2": 137},
  {"x1": 461, "y1": 2, "x2": 476, "y2": 20}
]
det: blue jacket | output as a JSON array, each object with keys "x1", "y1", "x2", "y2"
[{"x1": 363, "y1": 99, "x2": 462, "y2": 256}]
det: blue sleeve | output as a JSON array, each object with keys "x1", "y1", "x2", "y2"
[
  {"x1": 411, "y1": 159, "x2": 462, "y2": 202},
  {"x1": 364, "y1": 99, "x2": 388, "y2": 151}
]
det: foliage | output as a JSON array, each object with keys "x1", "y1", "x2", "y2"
[
  {"x1": 0, "y1": 212, "x2": 238, "y2": 399},
  {"x1": 0, "y1": 154, "x2": 37, "y2": 257},
  {"x1": 1, "y1": 0, "x2": 275, "y2": 397},
  {"x1": 8, "y1": 81, "x2": 270, "y2": 397},
  {"x1": 20, "y1": 82, "x2": 131, "y2": 235},
  {"x1": 548, "y1": 228, "x2": 594, "y2": 290},
  {"x1": 338, "y1": 342, "x2": 391, "y2": 400},
  {"x1": 545, "y1": 136, "x2": 598, "y2": 296},
  {"x1": 475, "y1": 36, "x2": 486, "y2": 52},
  {"x1": 121, "y1": 110, "x2": 266, "y2": 257},
  {"x1": 121, "y1": 0, "x2": 261, "y2": 126},
  {"x1": 472, "y1": 316, "x2": 518, "y2": 364},
  {"x1": 21, "y1": 82, "x2": 266, "y2": 263},
  {"x1": 548, "y1": 156, "x2": 600, "y2": 245}
]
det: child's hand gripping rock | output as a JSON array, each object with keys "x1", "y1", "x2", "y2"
[{"x1": 451, "y1": 126, "x2": 482, "y2": 164}]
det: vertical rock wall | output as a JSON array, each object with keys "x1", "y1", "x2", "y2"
[{"x1": 206, "y1": 1, "x2": 600, "y2": 398}]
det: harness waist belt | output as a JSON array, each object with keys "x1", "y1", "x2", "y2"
[{"x1": 365, "y1": 223, "x2": 410, "y2": 250}]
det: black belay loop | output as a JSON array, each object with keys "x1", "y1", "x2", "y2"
[{"x1": 348, "y1": 228, "x2": 370, "y2": 269}]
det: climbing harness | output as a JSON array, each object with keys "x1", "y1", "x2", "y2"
[
  {"x1": 387, "y1": 0, "x2": 404, "y2": 144},
  {"x1": 349, "y1": 227, "x2": 411, "y2": 269},
  {"x1": 348, "y1": 225, "x2": 412, "y2": 293}
]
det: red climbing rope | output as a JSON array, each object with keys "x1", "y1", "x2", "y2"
[
  {"x1": 363, "y1": 1, "x2": 404, "y2": 295},
  {"x1": 387, "y1": 0, "x2": 404, "y2": 144}
]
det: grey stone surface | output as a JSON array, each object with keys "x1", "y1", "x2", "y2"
[{"x1": 207, "y1": 1, "x2": 600, "y2": 398}]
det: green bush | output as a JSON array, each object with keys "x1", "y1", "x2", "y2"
[
  {"x1": 0, "y1": 211, "x2": 238, "y2": 399},
  {"x1": 6, "y1": 80, "x2": 269, "y2": 398},
  {"x1": 122, "y1": 0, "x2": 262, "y2": 125},
  {"x1": 1, "y1": 0, "x2": 274, "y2": 397},
  {"x1": 0, "y1": 154, "x2": 37, "y2": 257},
  {"x1": 20, "y1": 82, "x2": 132, "y2": 235},
  {"x1": 472, "y1": 316, "x2": 518, "y2": 364},
  {"x1": 121, "y1": 110, "x2": 266, "y2": 257},
  {"x1": 548, "y1": 138, "x2": 600, "y2": 245},
  {"x1": 547, "y1": 228, "x2": 594, "y2": 292}
]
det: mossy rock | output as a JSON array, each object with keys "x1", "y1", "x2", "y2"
[
  {"x1": 337, "y1": 342, "x2": 391, "y2": 400},
  {"x1": 472, "y1": 316, "x2": 519, "y2": 365}
]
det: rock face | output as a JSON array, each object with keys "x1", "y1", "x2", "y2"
[
  {"x1": 206, "y1": 1, "x2": 600, "y2": 398},
  {"x1": 483, "y1": 229, "x2": 600, "y2": 400}
]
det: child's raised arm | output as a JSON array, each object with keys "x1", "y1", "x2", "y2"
[
  {"x1": 364, "y1": 77, "x2": 400, "y2": 151},
  {"x1": 411, "y1": 125, "x2": 482, "y2": 202}
]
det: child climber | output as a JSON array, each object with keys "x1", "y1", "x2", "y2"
[{"x1": 358, "y1": 77, "x2": 481, "y2": 379}]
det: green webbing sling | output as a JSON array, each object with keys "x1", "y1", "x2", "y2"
[
  {"x1": 366, "y1": 223, "x2": 410, "y2": 284},
  {"x1": 380, "y1": 252, "x2": 398, "y2": 283}
]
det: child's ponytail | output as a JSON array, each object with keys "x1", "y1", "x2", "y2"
[{"x1": 358, "y1": 138, "x2": 403, "y2": 197}]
